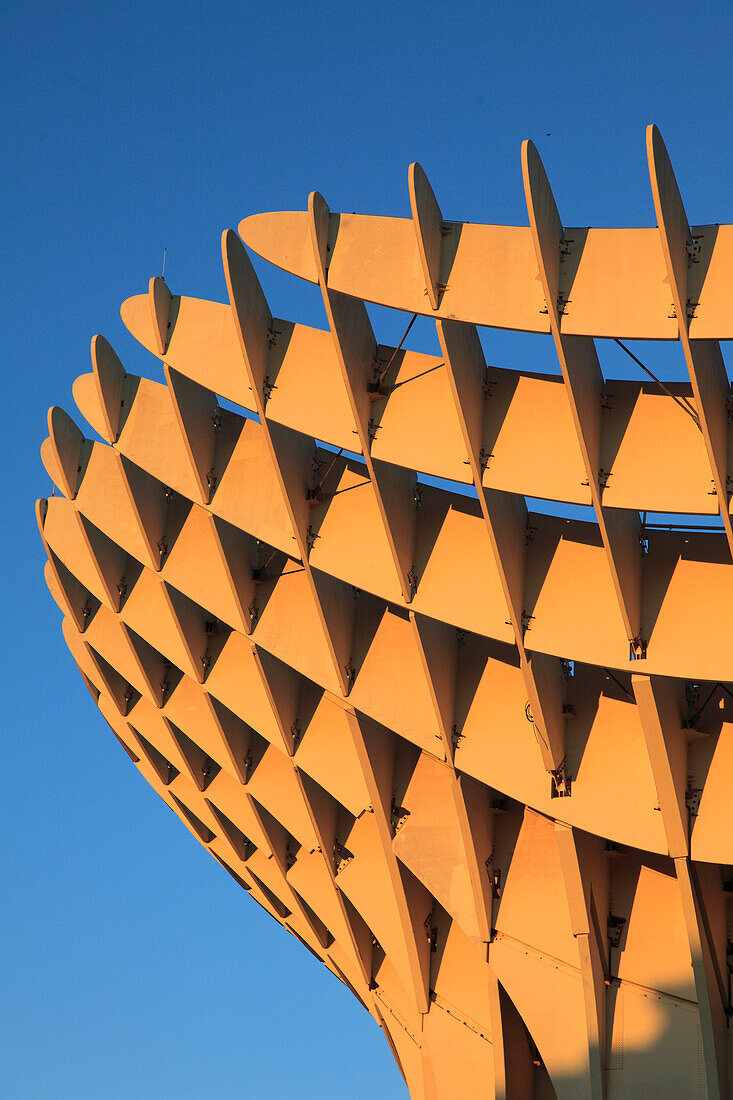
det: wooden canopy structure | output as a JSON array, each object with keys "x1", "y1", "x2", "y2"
[{"x1": 39, "y1": 126, "x2": 733, "y2": 1098}]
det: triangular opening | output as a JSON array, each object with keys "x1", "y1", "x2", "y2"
[
  {"x1": 170, "y1": 794, "x2": 215, "y2": 843},
  {"x1": 164, "y1": 583, "x2": 231, "y2": 684},
  {"x1": 205, "y1": 799, "x2": 256, "y2": 862},
  {"x1": 210, "y1": 514, "x2": 257, "y2": 631},
  {"x1": 77, "y1": 512, "x2": 140, "y2": 612},
  {"x1": 79, "y1": 670, "x2": 100, "y2": 703},
  {"x1": 131, "y1": 726, "x2": 179, "y2": 785},
  {"x1": 291, "y1": 889, "x2": 333, "y2": 950},
  {"x1": 247, "y1": 870, "x2": 291, "y2": 919},
  {"x1": 249, "y1": 540, "x2": 293, "y2": 626},
  {"x1": 123, "y1": 624, "x2": 183, "y2": 708},
  {"x1": 167, "y1": 721, "x2": 221, "y2": 791},
  {"x1": 119, "y1": 456, "x2": 192, "y2": 569},
  {"x1": 206, "y1": 694, "x2": 265, "y2": 784},
  {"x1": 86, "y1": 645, "x2": 139, "y2": 716},
  {"x1": 249, "y1": 796, "x2": 290, "y2": 868},
  {"x1": 48, "y1": 549, "x2": 100, "y2": 632},
  {"x1": 164, "y1": 365, "x2": 220, "y2": 504}
]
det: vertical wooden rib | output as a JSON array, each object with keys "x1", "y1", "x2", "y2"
[
  {"x1": 632, "y1": 674, "x2": 688, "y2": 858},
  {"x1": 343, "y1": 706, "x2": 431, "y2": 1014},
  {"x1": 646, "y1": 124, "x2": 733, "y2": 558},
  {"x1": 308, "y1": 190, "x2": 419, "y2": 604},
  {"x1": 408, "y1": 162, "x2": 444, "y2": 310},
  {"x1": 437, "y1": 317, "x2": 566, "y2": 772},
  {"x1": 222, "y1": 228, "x2": 351, "y2": 695},
  {"x1": 522, "y1": 140, "x2": 643, "y2": 655},
  {"x1": 554, "y1": 822, "x2": 607, "y2": 1100},
  {"x1": 675, "y1": 858, "x2": 728, "y2": 1100}
]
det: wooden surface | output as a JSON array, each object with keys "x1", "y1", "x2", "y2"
[{"x1": 40, "y1": 132, "x2": 733, "y2": 1100}]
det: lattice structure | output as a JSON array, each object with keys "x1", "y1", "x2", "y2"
[{"x1": 38, "y1": 126, "x2": 733, "y2": 1099}]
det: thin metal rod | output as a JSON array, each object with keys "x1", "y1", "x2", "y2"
[
  {"x1": 376, "y1": 314, "x2": 418, "y2": 388},
  {"x1": 688, "y1": 682, "x2": 721, "y2": 724},
  {"x1": 162, "y1": 247, "x2": 167, "y2": 279},
  {"x1": 643, "y1": 523, "x2": 724, "y2": 532},
  {"x1": 613, "y1": 339, "x2": 700, "y2": 427},
  {"x1": 313, "y1": 448, "x2": 343, "y2": 496},
  {"x1": 603, "y1": 667, "x2": 633, "y2": 699}
]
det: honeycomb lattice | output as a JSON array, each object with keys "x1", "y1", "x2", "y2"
[{"x1": 39, "y1": 128, "x2": 733, "y2": 1099}]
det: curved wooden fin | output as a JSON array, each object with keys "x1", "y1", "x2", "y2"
[
  {"x1": 344, "y1": 708, "x2": 432, "y2": 1013},
  {"x1": 308, "y1": 191, "x2": 419, "y2": 604},
  {"x1": 410, "y1": 611, "x2": 456, "y2": 762},
  {"x1": 675, "y1": 857, "x2": 729, "y2": 1100},
  {"x1": 91, "y1": 335, "x2": 128, "y2": 442},
  {"x1": 221, "y1": 228, "x2": 272, "y2": 405},
  {"x1": 647, "y1": 124, "x2": 733, "y2": 560},
  {"x1": 163, "y1": 364, "x2": 219, "y2": 505},
  {"x1": 632, "y1": 674, "x2": 688, "y2": 858},
  {"x1": 46, "y1": 406, "x2": 90, "y2": 499},
  {"x1": 554, "y1": 823, "x2": 607, "y2": 1100},
  {"x1": 409, "y1": 163, "x2": 444, "y2": 310},
  {"x1": 523, "y1": 139, "x2": 643, "y2": 649},
  {"x1": 149, "y1": 275, "x2": 173, "y2": 356}
]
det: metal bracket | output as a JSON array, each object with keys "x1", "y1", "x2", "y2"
[
  {"x1": 607, "y1": 913, "x2": 627, "y2": 949},
  {"x1": 451, "y1": 724, "x2": 464, "y2": 750},
  {"x1": 333, "y1": 839, "x2": 354, "y2": 875},
  {"x1": 686, "y1": 236, "x2": 703, "y2": 264},
  {"x1": 685, "y1": 787, "x2": 703, "y2": 817},
  {"x1": 391, "y1": 799, "x2": 410, "y2": 834},
  {"x1": 550, "y1": 758, "x2": 572, "y2": 799},
  {"x1": 485, "y1": 854, "x2": 502, "y2": 899},
  {"x1": 423, "y1": 910, "x2": 438, "y2": 952},
  {"x1": 241, "y1": 750, "x2": 253, "y2": 783}
]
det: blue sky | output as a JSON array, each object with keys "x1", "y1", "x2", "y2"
[{"x1": 3, "y1": 1, "x2": 733, "y2": 1095}]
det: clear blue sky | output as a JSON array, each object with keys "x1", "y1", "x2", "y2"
[{"x1": 3, "y1": 2, "x2": 733, "y2": 1096}]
